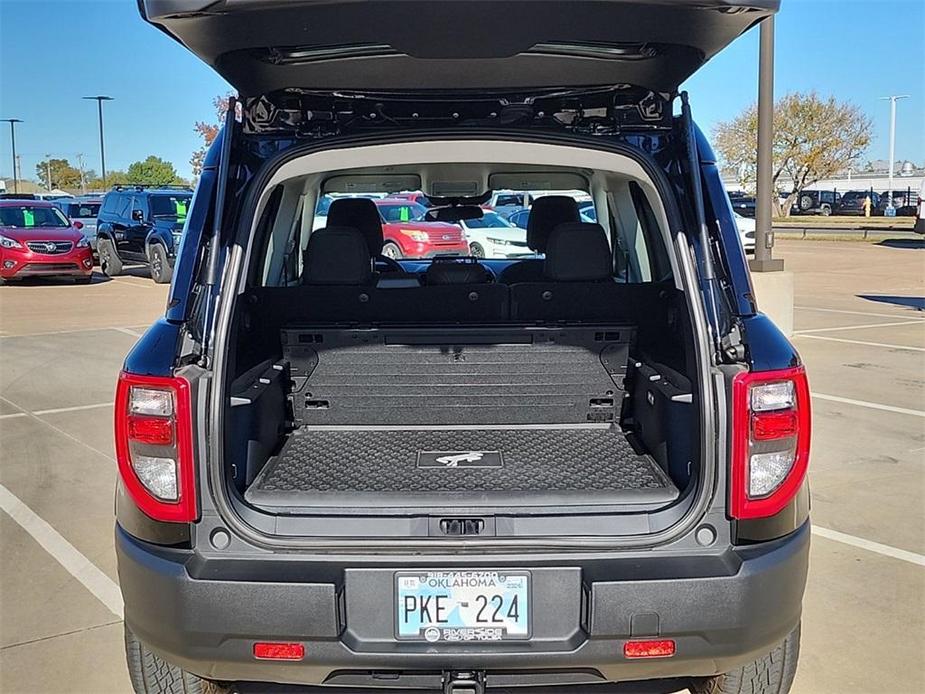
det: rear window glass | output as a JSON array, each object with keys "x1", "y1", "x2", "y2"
[
  {"x1": 68, "y1": 203, "x2": 101, "y2": 218},
  {"x1": 494, "y1": 194, "x2": 523, "y2": 207},
  {"x1": 0, "y1": 205, "x2": 70, "y2": 228},
  {"x1": 149, "y1": 195, "x2": 192, "y2": 218}
]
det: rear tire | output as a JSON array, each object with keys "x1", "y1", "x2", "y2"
[
  {"x1": 690, "y1": 623, "x2": 800, "y2": 694},
  {"x1": 149, "y1": 244, "x2": 173, "y2": 284},
  {"x1": 98, "y1": 238, "x2": 123, "y2": 277},
  {"x1": 381, "y1": 242, "x2": 402, "y2": 260},
  {"x1": 124, "y1": 625, "x2": 229, "y2": 694},
  {"x1": 469, "y1": 242, "x2": 485, "y2": 258}
]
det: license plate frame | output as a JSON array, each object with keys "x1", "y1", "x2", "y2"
[{"x1": 394, "y1": 570, "x2": 531, "y2": 642}]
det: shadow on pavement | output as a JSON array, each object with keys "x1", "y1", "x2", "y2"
[
  {"x1": 0, "y1": 272, "x2": 111, "y2": 287},
  {"x1": 875, "y1": 238, "x2": 925, "y2": 250},
  {"x1": 857, "y1": 294, "x2": 925, "y2": 312}
]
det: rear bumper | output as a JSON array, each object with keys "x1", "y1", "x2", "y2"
[
  {"x1": 117, "y1": 522, "x2": 810, "y2": 688},
  {"x1": 0, "y1": 247, "x2": 94, "y2": 278}
]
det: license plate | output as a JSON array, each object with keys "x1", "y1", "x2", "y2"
[{"x1": 395, "y1": 570, "x2": 530, "y2": 642}]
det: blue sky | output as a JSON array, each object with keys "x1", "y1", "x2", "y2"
[{"x1": 1, "y1": 0, "x2": 922, "y2": 182}]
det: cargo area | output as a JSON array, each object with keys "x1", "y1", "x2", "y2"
[
  {"x1": 225, "y1": 290, "x2": 699, "y2": 523},
  {"x1": 217, "y1": 154, "x2": 705, "y2": 534}
]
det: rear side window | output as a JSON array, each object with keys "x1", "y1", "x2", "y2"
[{"x1": 102, "y1": 193, "x2": 120, "y2": 214}]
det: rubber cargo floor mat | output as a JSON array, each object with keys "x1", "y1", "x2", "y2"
[{"x1": 246, "y1": 427, "x2": 679, "y2": 511}]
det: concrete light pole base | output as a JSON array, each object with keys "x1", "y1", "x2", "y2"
[
  {"x1": 748, "y1": 258, "x2": 785, "y2": 273},
  {"x1": 749, "y1": 268, "x2": 794, "y2": 336}
]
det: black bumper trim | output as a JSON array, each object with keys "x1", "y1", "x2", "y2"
[{"x1": 116, "y1": 523, "x2": 809, "y2": 686}]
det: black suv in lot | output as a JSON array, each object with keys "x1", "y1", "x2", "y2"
[
  {"x1": 790, "y1": 189, "x2": 841, "y2": 216},
  {"x1": 96, "y1": 185, "x2": 193, "y2": 283},
  {"x1": 117, "y1": 2, "x2": 810, "y2": 694}
]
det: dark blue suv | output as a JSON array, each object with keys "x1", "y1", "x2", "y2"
[
  {"x1": 116, "y1": 2, "x2": 810, "y2": 694},
  {"x1": 96, "y1": 185, "x2": 193, "y2": 283}
]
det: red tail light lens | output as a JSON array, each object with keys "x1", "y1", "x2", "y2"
[
  {"x1": 731, "y1": 366, "x2": 811, "y2": 519},
  {"x1": 115, "y1": 372, "x2": 197, "y2": 523}
]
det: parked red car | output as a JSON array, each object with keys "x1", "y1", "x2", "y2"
[
  {"x1": 0, "y1": 200, "x2": 94, "y2": 284},
  {"x1": 374, "y1": 198, "x2": 468, "y2": 259}
]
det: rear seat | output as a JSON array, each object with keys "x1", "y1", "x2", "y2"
[
  {"x1": 251, "y1": 222, "x2": 663, "y2": 327},
  {"x1": 376, "y1": 259, "x2": 509, "y2": 322},
  {"x1": 510, "y1": 222, "x2": 631, "y2": 322}
]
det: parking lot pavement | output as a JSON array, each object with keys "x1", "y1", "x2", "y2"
[{"x1": 1, "y1": 240, "x2": 923, "y2": 694}]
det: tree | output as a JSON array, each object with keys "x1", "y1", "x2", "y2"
[
  {"x1": 713, "y1": 92, "x2": 872, "y2": 217},
  {"x1": 35, "y1": 158, "x2": 82, "y2": 190},
  {"x1": 124, "y1": 156, "x2": 187, "y2": 186},
  {"x1": 191, "y1": 92, "x2": 235, "y2": 177}
]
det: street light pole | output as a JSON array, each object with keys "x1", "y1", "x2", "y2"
[
  {"x1": 83, "y1": 95, "x2": 114, "y2": 186},
  {"x1": 879, "y1": 95, "x2": 909, "y2": 214},
  {"x1": 1, "y1": 118, "x2": 23, "y2": 193}
]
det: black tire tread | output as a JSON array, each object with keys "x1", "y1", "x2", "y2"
[
  {"x1": 691, "y1": 624, "x2": 800, "y2": 694},
  {"x1": 124, "y1": 625, "x2": 227, "y2": 694},
  {"x1": 150, "y1": 244, "x2": 173, "y2": 284},
  {"x1": 99, "y1": 238, "x2": 123, "y2": 277}
]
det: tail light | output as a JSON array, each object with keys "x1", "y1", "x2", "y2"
[
  {"x1": 115, "y1": 372, "x2": 197, "y2": 522},
  {"x1": 730, "y1": 366, "x2": 811, "y2": 519}
]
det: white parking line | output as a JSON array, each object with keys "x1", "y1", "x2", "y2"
[
  {"x1": 0, "y1": 325, "x2": 148, "y2": 339},
  {"x1": 0, "y1": 412, "x2": 28, "y2": 420},
  {"x1": 111, "y1": 327, "x2": 143, "y2": 338},
  {"x1": 795, "y1": 334, "x2": 925, "y2": 352},
  {"x1": 0, "y1": 483, "x2": 124, "y2": 618},
  {"x1": 794, "y1": 319, "x2": 925, "y2": 335},
  {"x1": 812, "y1": 525, "x2": 925, "y2": 568},
  {"x1": 795, "y1": 306, "x2": 925, "y2": 320},
  {"x1": 33, "y1": 402, "x2": 113, "y2": 416},
  {"x1": 812, "y1": 392, "x2": 925, "y2": 418}
]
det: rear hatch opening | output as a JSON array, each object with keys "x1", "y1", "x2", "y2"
[{"x1": 211, "y1": 138, "x2": 716, "y2": 543}]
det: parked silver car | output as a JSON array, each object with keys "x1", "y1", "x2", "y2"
[{"x1": 58, "y1": 198, "x2": 103, "y2": 252}]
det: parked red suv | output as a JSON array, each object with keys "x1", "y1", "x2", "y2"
[
  {"x1": 374, "y1": 198, "x2": 468, "y2": 259},
  {"x1": 0, "y1": 200, "x2": 94, "y2": 284}
]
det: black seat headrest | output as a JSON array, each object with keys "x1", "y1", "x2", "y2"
[
  {"x1": 526, "y1": 196, "x2": 581, "y2": 252},
  {"x1": 327, "y1": 198, "x2": 384, "y2": 256},
  {"x1": 303, "y1": 227, "x2": 373, "y2": 285},
  {"x1": 543, "y1": 222, "x2": 612, "y2": 282},
  {"x1": 425, "y1": 260, "x2": 493, "y2": 285}
]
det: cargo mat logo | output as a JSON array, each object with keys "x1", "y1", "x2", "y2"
[{"x1": 417, "y1": 451, "x2": 503, "y2": 468}]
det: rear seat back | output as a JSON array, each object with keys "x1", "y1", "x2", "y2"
[
  {"x1": 379, "y1": 259, "x2": 508, "y2": 322},
  {"x1": 511, "y1": 222, "x2": 626, "y2": 322}
]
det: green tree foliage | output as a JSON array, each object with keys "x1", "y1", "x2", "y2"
[
  {"x1": 35, "y1": 158, "x2": 82, "y2": 190},
  {"x1": 125, "y1": 155, "x2": 186, "y2": 186},
  {"x1": 713, "y1": 92, "x2": 872, "y2": 216}
]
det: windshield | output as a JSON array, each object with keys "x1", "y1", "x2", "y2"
[
  {"x1": 149, "y1": 194, "x2": 192, "y2": 218},
  {"x1": 67, "y1": 203, "x2": 101, "y2": 218},
  {"x1": 378, "y1": 202, "x2": 426, "y2": 223},
  {"x1": 0, "y1": 205, "x2": 71, "y2": 228},
  {"x1": 465, "y1": 211, "x2": 512, "y2": 229}
]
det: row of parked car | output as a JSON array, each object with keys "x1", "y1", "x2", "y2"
[
  {"x1": 0, "y1": 185, "x2": 193, "y2": 284},
  {"x1": 0, "y1": 184, "x2": 769, "y2": 286},
  {"x1": 729, "y1": 187, "x2": 922, "y2": 218}
]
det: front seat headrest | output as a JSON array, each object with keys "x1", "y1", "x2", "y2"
[
  {"x1": 303, "y1": 227, "x2": 373, "y2": 285},
  {"x1": 526, "y1": 195, "x2": 581, "y2": 252},
  {"x1": 543, "y1": 222, "x2": 612, "y2": 282},
  {"x1": 425, "y1": 260, "x2": 492, "y2": 285},
  {"x1": 327, "y1": 198, "x2": 384, "y2": 256}
]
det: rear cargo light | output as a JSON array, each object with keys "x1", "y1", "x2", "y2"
[
  {"x1": 253, "y1": 642, "x2": 305, "y2": 660},
  {"x1": 115, "y1": 372, "x2": 197, "y2": 522},
  {"x1": 624, "y1": 639, "x2": 676, "y2": 659},
  {"x1": 731, "y1": 366, "x2": 811, "y2": 520}
]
